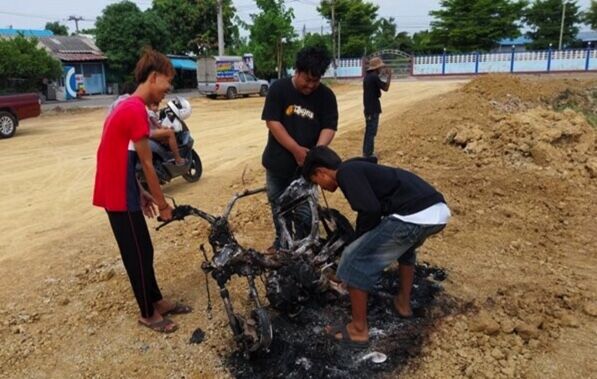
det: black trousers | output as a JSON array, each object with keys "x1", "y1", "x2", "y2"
[{"x1": 107, "y1": 211, "x2": 162, "y2": 318}]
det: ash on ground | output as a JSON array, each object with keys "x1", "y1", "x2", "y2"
[{"x1": 227, "y1": 263, "x2": 455, "y2": 378}]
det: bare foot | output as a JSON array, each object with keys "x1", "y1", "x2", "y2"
[
  {"x1": 394, "y1": 293, "x2": 413, "y2": 318},
  {"x1": 325, "y1": 322, "x2": 369, "y2": 343},
  {"x1": 153, "y1": 299, "x2": 176, "y2": 315},
  {"x1": 138, "y1": 310, "x2": 177, "y2": 333}
]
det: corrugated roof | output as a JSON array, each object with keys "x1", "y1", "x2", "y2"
[
  {"x1": 499, "y1": 36, "x2": 533, "y2": 46},
  {"x1": 55, "y1": 52, "x2": 107, "y2": 62},
  {"x1": 38, "y1": 35, "x2": 102, "y2": 54},
  {"x1": 0, "y1": 28, "x2": 53, "y2": 37}
]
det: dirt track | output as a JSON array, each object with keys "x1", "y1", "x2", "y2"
[{"x1": 1, "y1": 75, "x2": 596, "y2": 378}]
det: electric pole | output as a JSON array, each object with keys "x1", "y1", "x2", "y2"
[
  {"x1": 68, "y1": 15, "x2": 83, "y2": 34},
  {"x1": 217, "y1": 0, "x2": 225, "y2": 56},
  {"x1": 558, "y1": 1, "x2": 567, "y2": 50},
  {"x1": 331, "y1": 0, "x2": 337, "y2": 78},
  {"x1": 338, "y1": 22, "x2": 341, "y2": 62}
]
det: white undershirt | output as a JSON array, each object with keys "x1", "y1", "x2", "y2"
[{"x1": 392, "y1": 202, "x2": 451, "y2": 225}]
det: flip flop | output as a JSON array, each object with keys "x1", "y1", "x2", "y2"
[
  {"x1": 138, "y1": 318, "x2": 178, "y2": 333},
  {"x1": 326, "y1": 323, "x2": 369, "y2": 349},
  {"x1": 162, "y1": 302, "x2": 193, "y2": 316}
]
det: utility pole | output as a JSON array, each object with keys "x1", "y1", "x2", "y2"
[
  {"x1": 302, "y1": 24, "x2": 306, "y2": 47},
  {"x1": 217, "y1": 0, "x2": 225, "y2": 56},
  {"x1": 558, "y1": 1, "x2": 567, "y2": 50},
  {"x1": 331, "y1": 0, "x2": 337, "y2": 78},
  {"x1": 68, "y1": 15, "x2": 83, "y2": 34},
  {"x1": 338, "y1": 22, "x2": 341, "y2": 62}
]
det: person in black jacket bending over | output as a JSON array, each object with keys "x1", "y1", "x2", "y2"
[
  {"x1": 261, "y1": 46, "x2": 338, "y2": 252},
  {"x1": 302, "y1": 146, "x2": 451, "y2": 348}
]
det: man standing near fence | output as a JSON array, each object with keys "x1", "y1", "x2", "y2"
[{"x1": 362, "y1": 57, "x2": 391, "y2": 160}]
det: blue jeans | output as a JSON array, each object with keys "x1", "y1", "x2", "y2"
[
  {"x1": 266, "y1": 170, "x2": 312, "y2": 249},
  {"x1": 337, "y1": 217, "x2": 445, "y2": 291},
  {"x1": 362, "y1": 113, "x2": 380, "y2": 157}
]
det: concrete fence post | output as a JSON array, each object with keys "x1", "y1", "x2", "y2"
[
  {"x1": 586, "y1": 42, "x2": 592, "y2": 71},
  {"x1": 547, "y1": 44, "x2": 553, "y2": 72},
  {"x1": 510, "y1": 45, "x2": 516, "y2": 73}
]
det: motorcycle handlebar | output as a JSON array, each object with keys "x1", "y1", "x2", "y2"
[{"x1": 155, "y1": 188, "x2": 266, "y2": 231}]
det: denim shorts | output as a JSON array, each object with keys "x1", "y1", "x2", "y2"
[{"x1": 336, "y1": 217, "x2": 445, "y2": 291}]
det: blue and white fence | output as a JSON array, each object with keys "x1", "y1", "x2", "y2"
[{"x1": 413, "y1": 47, "x2": 596, "y2": 76}]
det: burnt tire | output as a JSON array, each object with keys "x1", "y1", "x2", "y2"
[
  {"x1": 182, "y1": 150, "x2": 202, "y2": 182},
  {"x1": 248, "y1": 308, "x2": 273, "y2": 352},
  {"x1": 259, "y1": 85, "x2": 268, "y2": 97},
  {"x1": 0, "y1": 111, "x2": 17, "y2": 139},
  {"x1": 226, "y1": 87, "x2": 237, "y2": 100}
]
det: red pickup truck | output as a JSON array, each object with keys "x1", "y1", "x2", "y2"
[{"x1": 0, "y1": 93, "x2": 41, "y2": 139}]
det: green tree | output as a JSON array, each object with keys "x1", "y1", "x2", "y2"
[
  {"x1": 373, "y1": 17, "x2": 397, "y2": 51},
  {"x1": 150, "y1": 0, "x2": 239, "y2": 55},
  {"x1": 95, "y1": 1, "x2": 170, "y2": 83},
  {"x1": 429, "y1": 0, "x2": 527, "y2": 52},
  {"x1": 303, "y1": 32, "x2": 333, "y2": 52},
  {"x1": 586, "y1": 1, "x2": 597, "y2": 29},
  {"x1": 411, "y1": 30, "x2": 436, "y2": 53},
  {"x1": 44, "y1": 21, "x2": 69, "y2": 36},
  {"x1": 524, "y1": 0, "x2": 582, "y2": 49},
  {"x1": 318, "y1": 0, "x2": 379, "y2": 57},
  {"x1": 395, "y1": 32, "x2": 414, "y2": 53},
  {"x1": 248, "y1": 0, "x2": 296, "y2": 79},
  {"x1": 0, "y1": 35, "x2": 62, "y2": 92}
]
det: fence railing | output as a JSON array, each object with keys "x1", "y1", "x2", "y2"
[
  {"x1": 413, "y1": 47, "x2": 596, "y2": 76},
  {"x1": 289, "y1": 47, "x2": 596, "y2": 78}
]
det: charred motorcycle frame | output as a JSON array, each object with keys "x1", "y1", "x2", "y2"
[{"x1": 157, "y1": 178, "x2": 354, "y2": 357}]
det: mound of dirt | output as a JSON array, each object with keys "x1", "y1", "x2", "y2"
[{"x1": 445, "y1": 75, "x2": 597, "y2": 177}]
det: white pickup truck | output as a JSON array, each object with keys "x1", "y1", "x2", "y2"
[{"x1": 197, "y1": 56, "x2": 269, "y2": 100}]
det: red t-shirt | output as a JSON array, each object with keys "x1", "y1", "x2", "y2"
[{"x1": 93, "y1": 96, "x2": 149, "y2": 211}]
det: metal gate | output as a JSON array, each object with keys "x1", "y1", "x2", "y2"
[{"x1": 369, "y1": 49, "x2": 412, "y2": 77}]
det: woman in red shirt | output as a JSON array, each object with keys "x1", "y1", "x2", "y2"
[{"x1": 93, "y1": 49, "x2": 191, "y2": 333}]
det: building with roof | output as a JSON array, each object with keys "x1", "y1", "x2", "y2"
[
  {"x1": 495, "y1": 30, "x2": 597, "y2": 52},
  {"x1": 168, "y1": 55, "x2": 198, "y2": 89},
  {"x1": 37, "y1": 35, "x2": 108, "y2": 95},
  {"x1": 0, "y1": 29, "x2": 108, "y2": 98}
]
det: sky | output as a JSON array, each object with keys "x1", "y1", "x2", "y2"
[{"x1": 0, "y1": 0, "x2": 594, "y2": 35}]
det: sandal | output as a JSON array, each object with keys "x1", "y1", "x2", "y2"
[
  {"x1": 162, "y1": 302, "x2": 193, "y2": 316},
  {"x1": 138, "y1": 318, "x2": 178, "y2": 333},
  {"x1": 325, "y1": 323, "x2": 369, "y2": 349}
]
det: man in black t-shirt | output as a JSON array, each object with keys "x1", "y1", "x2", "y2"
[
  {"x1": 261, "y1": 46, "x2": 338, "y2": 252},
  {"x1": 303, "y1": 146, "x2": 450, "y2": 348},
  {"x1": 362, "y1": 57, "x2": 391, "y2": 158}
]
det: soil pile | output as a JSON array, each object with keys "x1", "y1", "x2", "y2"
[{"x1": 441, "y1": 75, "x2": 597, "y2": 177}]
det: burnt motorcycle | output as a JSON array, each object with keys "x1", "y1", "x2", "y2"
[{"x1": 156, "y1": 178, "x2": 354, "y2": 357}]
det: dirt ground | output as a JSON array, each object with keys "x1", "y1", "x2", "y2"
[{"x1": 0, "y1": 74, "x2": 596, "y2": 378}]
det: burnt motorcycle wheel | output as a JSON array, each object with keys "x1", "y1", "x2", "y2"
[
  {"x1": 182, "y1": 150, "x2": 202, "y2": 182},
  {"x1": 249, "y1": 308, "x2": 273, "y2": 352}
]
